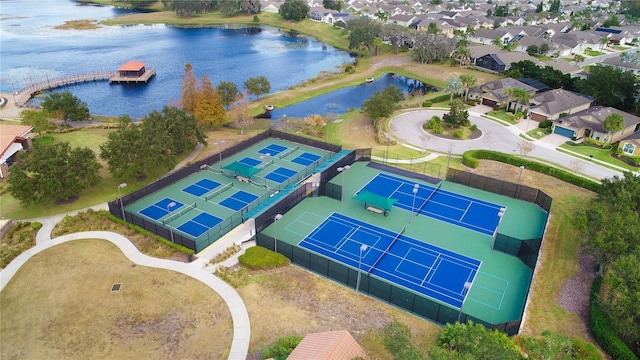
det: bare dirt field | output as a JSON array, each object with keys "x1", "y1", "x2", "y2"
[{"x1": 0, "y1": 240, "x2": 233, "y2": 360}]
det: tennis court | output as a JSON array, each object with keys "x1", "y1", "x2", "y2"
[
  {"x1": 264, "y1": 166, "x2": 297, "y2": 183},
  {"x1": 238, "y1": 157, "x2": 261, "y2": 167},
  {"x1": 360, "y1": 173, "x2": 505, "y2": 236},
  {"x1": 176, "y1": 212, "x2": 224, "y2": 237},
  {"x1": 139, "y1": 198, "x2": 185, "y2": 220},
  {"x1": 291, "y1": 152, "x2": 322, "y2": 166},
  {"x1": 299, "y1": 212, "x2": 481, "y2": 308},
  {"x1": 182, "y1": 178, "x2": 222, "y2": 197},
  {"x1": 258, "y1": 143, "x2": 287, "y2": 156},
  {"x1": 219, "y1": 190, "x2": 260, "y2": 211}
]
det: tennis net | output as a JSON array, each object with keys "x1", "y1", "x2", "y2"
[
  {"x1": 416, "y1": 182, "x2": 442, "y2": 214},
  {"x1": 279, "y1": 145, "x2": 299, "y2": 159},
  {"x1": 204, "y1": 182, "x2": 234, "y2": 201},
  {"x1": 163, "y1": 202, "x2": 198, "y2": 225},
  {"x1": 205, "y1": 167, "x2": 222, "y2": 175},
  {"x1": 368, "y1": 226, "x2": 406, "y2": 274},
  {"x1": 261, "y1": 158, "x2": 275, "y2": 170}
]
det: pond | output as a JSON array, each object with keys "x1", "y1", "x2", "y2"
[{"x1": 263, "y1": 73, "x2": 439, "y2": 119}]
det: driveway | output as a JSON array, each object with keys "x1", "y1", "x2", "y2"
[{"x1": 389, "y1": 109, "x2": 622, "y2": 180}]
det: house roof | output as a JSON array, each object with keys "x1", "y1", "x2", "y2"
[
  {"x1": 1, "y1": 124, "x2": 33, "y2": 159},
  {"x1": 558, "y1": 106, "x2": 640, "y2": 133},
  {"x1": 603, "y1": 53, "x2": 640, "y2": 70},
  {"x1": 621, "y1": 130, "x2": 640, "y2": 142},
  {"x1": 287, "y1": 330, "x2": 368, "y2": 360},
  {"x1": 543, "y1": 58, "x2": 582, "y2": 74},
  {"x1": 468, "y1": 44, "x2": 501, "y2": 58},
  {"x1": 529, "y1": 89, "x2": 592, "y2": 116},
  {"x1": 117, "y1": 60, "x2": 146, "y2": 72},
  {"x1": 470, "y1": 78, "x2": 536, "y2": 100}
]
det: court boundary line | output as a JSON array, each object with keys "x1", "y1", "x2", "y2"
[{"x1": 465, "y1": 271, "x2": 509, "y2": 310}]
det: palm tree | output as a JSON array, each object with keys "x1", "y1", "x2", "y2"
[
  {"x1": 504, "y1": 87, "x2": 531, "y2": 114},
  {"x1": 573, "y1": 54, "x2": 585, "y2": 64},
  {"x1": 602, "y1": 113, "x2": 624, "y2": 146},
  {"x1": 459, "y1": 75, "x2": 477, "y2": 103},
  {"x1": 445, "y1": 77, "x2": 464, "y2": 105},
  {"x1": 599, "y1": 36, "x2": 609, "y2": 51}
]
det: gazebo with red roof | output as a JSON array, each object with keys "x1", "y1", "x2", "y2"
[{"x1": 109, "y1": 60, "x2": 156, "y2": 84}]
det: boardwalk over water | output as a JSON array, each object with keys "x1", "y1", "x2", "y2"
[{"x1": 14, "y1": 72, "x2": 114, "y2": 106}]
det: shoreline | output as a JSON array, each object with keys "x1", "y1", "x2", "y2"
[{"x1": 0, "y1": 93, "x2": 23, "y2": 121}]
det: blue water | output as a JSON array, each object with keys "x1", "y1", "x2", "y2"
[
  {"x1": 268, "y1": 74, "x2": 437, "y2": 119},
  {"x1": 0, "y1": 0, "x2": 352, "y2": 119}
]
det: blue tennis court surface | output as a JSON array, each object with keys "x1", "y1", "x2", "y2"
[
  {"x1": 264, "y1": 166, "x2": 297, "y2": 183},
  {"x1": 177, "y1": 212, "x2": 223, "y2": 237},
  {"x1": 291, "y1": 152, "x2": 322, "y2": 166},
  {"x1": 182, "y1": 179, "x2": 221, "y2": 197},
  {"x1": 299, "y1": 213, "x2": 480, "y2": 308},
  {"x1": 360, "y1": 174, "x2": 504, "y2": 236},
  {"x1": 238, "y1": 157, "x2": 261, "y2": 167},
  {"x1": 219, "y1": 190, "x2": 260, "y2": 211},
  {"x1": 258, "y1": 144, "x2": 287, "y2": 156},
  {"x1": 139, "y1": 198, "x2": 184, "y2": 220}
]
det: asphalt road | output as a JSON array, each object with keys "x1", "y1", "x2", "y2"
[{"x1": 389, "y1": 109, "x2": 624, "y2": 181}]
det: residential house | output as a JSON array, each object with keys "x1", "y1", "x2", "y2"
[
  {"x1": 390, "y1": 14, "x2": 418, "y2": 27},
  {"x1": 543, "y1": 59, "x2": 587, "y2": 79},
  {"x1": 529, "y1": 89, "x2": 593, "y2": 121},
  {"x1": 261, "y1": 0, "x2": 280, "y2": 13},
  {"x1": 0, "y1": 124, "x2": 33, "y2": 178},
  {"x1": 602, "y1": 52, "x2": 640, "y2": 76},
  {"x1": 474, "y1": 51, "x2": 539, "y2": 72},
  {"x1": 469, "y1": 28, "x2": 513, "y2": 45},
  {"x1": 467, "y1": 78, "x2": 537, "y2": 109},
  {"x1": 618, "y1": 131, "x2": 640, "y2": 157},
  {"x1": 552, "y1": 106, "x2": 640, "y2": 142},
  {"x1": 287, "y1": 330, "x2": 368, "y2": 360}
]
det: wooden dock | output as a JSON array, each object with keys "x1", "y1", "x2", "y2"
[
  {"x1": 109, "y1": 68, "x2": 156, "y2": 84},
  {"x1": 14, "y1": 72, "x2": 113, "y2": 106}
]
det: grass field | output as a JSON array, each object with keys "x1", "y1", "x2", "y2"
[
  {"x1": 0, "y1": 240, "x2": 233, "y2": 359},
  {"x1": 560, "y1": 143, "x2": 638, "y2": 172}
]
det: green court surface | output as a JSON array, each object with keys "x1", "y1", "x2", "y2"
[
  {"x1": 262, "y1": 162, "x2": 543, "y2": 325},
  {"x1": 125, "y1": 138, "x2": 332, "y2": 251}
]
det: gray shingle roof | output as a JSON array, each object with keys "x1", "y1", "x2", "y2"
[{"x1": 529, "y1": 89, "x2": 592, "y2": 116}]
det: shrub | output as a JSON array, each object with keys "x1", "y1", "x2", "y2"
[
  {"x1": 453, "y1": 129, "x2": 463, "y2": 138},
  {"x1": 539, "y1": 120, "x2": 553, "y2": 129},
  {"x1": 429, "y1": 93, "x2": 451, "y2": 104},
  {"x1": 422, "y1": 100, "x2": 432, "y2": 107},
  {"x1": 590, "y1": 276, "x2": 638, "y2": 360},
  {"x1": 262, "y1": 335, "x2": 303, "y2": 360},
  {"x1": 470, "y1": 124, "x2": 478, "y2": 131},
  {"x1": 238, "y1": 246, "x2": 290, "y2": 269},
  {"x1": 461, "y1": 150, "x2": 601, "y2": 192},
  {"x1": 30, "y1": 222, "x2": 43, "y2": 230}
]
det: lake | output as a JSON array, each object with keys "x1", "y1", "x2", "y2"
[{"x1": 0, "y1": 0, "x2": 352, "y2": 119}]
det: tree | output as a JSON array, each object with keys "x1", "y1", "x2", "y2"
[
  {"x1": 322, "y1": 0, "x2": 342, "y2": 11},
  {"x1": 411, "y1": 33, "x2": 457, "y2": 64},
  {"x1": 577, "y1": 64, "x2": 637, "y2": 109},
  {"x1": 41, "y1": 91, "x2": 90, "y2": 123},
  {"x1": 548, "y1": 0, "x2": 560, "y2": 14},
  {"x1": 8, "y1": 141, "x2": 101, "y2": 205},
  {"x1": 602, "y1": 15, "x2": 621, "y2": 28},
  {"x1": 538, "y1": 42, "x2": 549, "y2": 55},
  {"x1": 535, "y1": 1, "x2": 543, "y2": 13},
  {"x1": 459, "y1": 74, "x2": 476, "y2": 103},
  {"x1": 244, "y1": 75, "x2": 271, "y2": 99},
  {"x1": 20, "y1": 109, "x2": 53, "y2": 138},
  {"x1": 602, "y1": 113, "x2": 624, "y2": 145},
  {"x1": 504, "y1": 87, "x2": 531, "y2": 113},
  {"x1": 427, "y1": 22, "x2": 439, "y2": 34},
  {"x1": 220, "y1": 0, "x2": 240, "y2": 17},
  {"x1": 602, "y1": 251, "x2": 640, "y2": 345},
  {"x1": 444, "y1": 77, "x2": 463, "y2": 104},
  {"x1": 181, "y1": 63, "x2": 200, "y2": 114},
  {"x1": 573, "y1": 54, "x2": 585, "y2": 64},
  {"x1": 239, "y1": 0, "x2": 261, "y2": 15},
  {"x1": 526, "y1": 44, "x2": 539, "y2": 56},
  {"x1": 216, "y1": 81, "x2": 239, "y2": 109},
  {"x1": 194, "y1": 75, "x2": 227, "y2": 128},
  {"x1": 228, "y1": 94, "x2": 253, "y2": 134},
  {"x1": 430, "y1": 321, "x2": 521, "y2": 360},
  {"x1": 100, "y1": 116, "x2": 175, "y2": 180},
  {"x1": 361, "y1": 85, "x2": 403, "y2": 120},
  {"x1": 146, "y1": 105, "x2": 206, "y2": 155},
  {"x1": 442, "y1": 99, "x2": 469, "y2": 127},
  {"x1": 279, "y1": 0, "x2": 309, "y2": 21}
]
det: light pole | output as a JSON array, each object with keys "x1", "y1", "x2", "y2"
[
  {"x1": 356, "y1": 244, "x2": 368, "y2": 294},
  {"x1": 410, "y1": 184, "x2": 419, "y2": 223},
  {"x1": 446, "y1": 150, "x2": 452, "y2": 177},
  {"x1": 337, "y1": 165, "x2": 350, "y2": 201},
  {"x1": 517, "y1": 165, "x2": 525, "y2": 197},
  {"x1": 385, "y1": 133, "x2": 392, "y2": 164},
  {"x1": 457, "y1": 281, "x2": 473, "y2": 322},
  {"x1": 117, "y1": 183, "x2": 127, "y2": 220},
  {"x1": 492, "y1": 207, "x2": 506, "y2": 250},
  {"x1": 167, "y1": 202, "x2": 176, "y2": 243},
  {"x1": 273, "y1": 213, "x2": 283, "y2": 253}
]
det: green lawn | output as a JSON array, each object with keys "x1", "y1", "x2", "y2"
[
  {"x1": 559, "y1": 143, "x2": 638, "y2": 172},
  {"x1": 528, "y1": 127, "x2": 552, "y2": 139},
  {"x1": 584, "y1": 49, "x2": 605, "y2": 56},
  {"x1": 483, "y1": 110, "x2": 519, "y2": 125}
]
